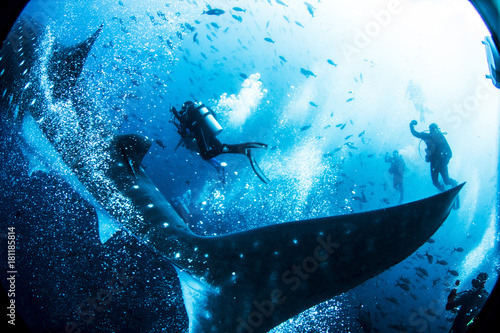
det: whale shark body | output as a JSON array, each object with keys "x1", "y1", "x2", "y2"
[{"x1": 0, "y1": 16, "x2": 463, "y2": 333}]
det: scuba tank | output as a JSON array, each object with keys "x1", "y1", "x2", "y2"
[{"x1": 195, "y1": 103, "x2": 223, "y2": 136}]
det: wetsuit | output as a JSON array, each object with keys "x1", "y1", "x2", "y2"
[
  {"x1": 385, "y1": 153, "x2": 405, "y2": 203},
  {"x1": 410, "y1": 124, "x2": 457, "y2": 191},
  {"x1": 446, "y1": 287, "x2": 489, "y2": 333},
  {"x1": 171, "y1": 102, "x2": 269, "y2": 183}
]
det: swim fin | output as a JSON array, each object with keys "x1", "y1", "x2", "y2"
[{"x1": 245, "y1": 148, "x2": 270, "y2": 184}]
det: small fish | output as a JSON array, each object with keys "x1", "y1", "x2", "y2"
[
  {"x1": 344, "y1": 134, "x2": 353, "y2": 140},
  {"x1": 240, "y1": 73, "x2": 248, "y2": 79},
  {"x1": 367, "y1": 154, "x2": 375, "y2": 158},
  {"x1": 309, "y1": 101, "x2": 318, "y2": 107},
  {"x1": 193, "y1": 32, "x2": 199, "y2": 44},
  {"x1": 358, "y1": 130, "x2": 365, "y2": 137},
  {"x1": 410, "y1": 293, "x2": 418, "y2": 300},
  {"x1": 396, "y1": 282, "x2": 411, "y2": 291},
  {"x1": 427, "y1": 238, "x2": 436, "y2": 244},
  {"x1": 264, "y1": 37, "x2": 275, "y2": 43},
  {"x1": 185, "y1": 23, "x2": 195, "y2": 32},
  {"x1": 385, "y1": 297, "x2": 399, "y2": 305},
  {"x1": 453, "y1": 247, "x2": 464, "y2": 253},
  {"x1": 210, "y1": 22, "x2": 220, "y2": 29},
  {"x1": 283, "y1": 15, "x2": 290, "y2": 23},
  {"x1": 155, "y1": 139, "x2": 165, "y2": 149},
  {"x1": 424, "y1": 251, "x2": 433, "y2": 264},
  {"x1": 232, "y1": 15, "x2": 243, "y2": 22},
  {"x1": 295, "y1": 21, "x2": 304, "y2": 28},
  {"x1": 436, "y1": 260, "x2": 448, "y2": 266},
  {"x1": 333, "y1": 146, "x2": 343, "y2": 152},
  {"x1": 279, "y1": 55, "x2": 287, "y2": 63},
  {"x1": 382, "y1": 198, "x2": 390, "y2": 204},
  {"x1": 232, "y1": 7, "x2": 246, "y2": 12},
  {"x1": 336, "y1": 123, "x2": 344, "y2": 128},
  {"x1": 276, "y1": 0, "x2": 288, "y2": 7},
  {"x1": 340, "y1": 123, "x2": 346, "y2": 130},
  {"x1": 300, "y1": 68, "x2": 316, "y2": 78},
  {"x1": 304, "y1": 1, "x2": 315, "y2": 17},
  {"x1": 203, "y1": 9, "x2": 225, "y2": 16},
  {"x1": 345, "y1": 142, "x2": 358, "y2": 150},
  {"x1": 415, "y1": 267, "x2": 429, "y2": 277},
  {"x1": 300, "y1": 125, "x2": 312, "y2": 131},
  {"x1": 346, "y1": 97, "x2": 354, "y2": 103},
  {"x1": 399, "y1": 276, "x2": 411, "y2": 285},
  {"x1": 327, "y1": 59, "x2": 337, "y2": 67}
]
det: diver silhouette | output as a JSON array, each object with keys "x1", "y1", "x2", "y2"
[
  {"x1": 385, "y1": 150, "x2": 405, "y2": 204},
  {"x1": 410, "y1": 120, "x2": 458, "y2": 192},
  {"x1": 170, "y1": 101, "x2": 269, "y2": 183},
  {"x1": 446, "y1": 273, "x2": 489, "y2": 333}
]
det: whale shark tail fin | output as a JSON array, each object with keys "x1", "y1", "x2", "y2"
[{"x1": 174, "y1": 184, "x2": 464, "y2": 333}]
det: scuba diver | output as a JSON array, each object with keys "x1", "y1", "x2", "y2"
[
  {"x1": 385, "y1": 150, "x2": 405, "y2": 204},
  {"x1": 446, "y1": 273, "x2": 489, "y2": 333},
  {"x1": 409, "y1": 120, "x2": 458, "y2": 192},
  {"x1": 170, "y1": 101, "x2": 269, "y2": 183}
]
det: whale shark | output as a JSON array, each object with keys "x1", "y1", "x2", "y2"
[{"x1": 0, "y1": 15, "x2": 463, "y2": 333}]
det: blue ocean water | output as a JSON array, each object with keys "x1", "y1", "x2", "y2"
[{"x1": 0, "y1": 0, "x2": 499, "y2": 332}]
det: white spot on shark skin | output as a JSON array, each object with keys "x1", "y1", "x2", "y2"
[
  {"x1": 293, "y1": 239, "x2": 298, "y2": 245},
  {"x1": 117, "y1": 162, "x2": 124, "y2": 167},
  {"x1": 24, "y1": 82, "x2": 31, "y2": 90},
  {"x1": 0, "y1": 68, "x2": 4, "y2": 76},
  {"x1": 147, "y1": 203, "x2": 154, "y2": 208},
  {"x1": 30, "y1": 98, "x2": 36, "y2": 105},
  {"x1": 132, "y1": 185, "x2": 139, "y2": 189},
  {"x1": 204, "y1": 253, "x2": 209, "y2": 258},
  {"x1": 175, "y1": 252, "x2": 181, "y2": 259},
  {"x1": 19, "y1": 60, "x2": 25, "y2": 66},
  {"x1": 163, "y1": 222, "x2": 169, "y2": 228}
]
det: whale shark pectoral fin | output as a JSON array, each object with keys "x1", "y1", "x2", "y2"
[
  {"x1": 97, "y1": 209, "x2": 121, "y2": 243},
  {"x1": 48, "y1": 23, "x2": 104, "y2": 100},
  {"x1": 113, "y1": 134, "x2": 154, "y2": 178},
  {"x1": 178, "y1": 184, "x2": 464, "y2": 332},
  {"x1": 20, "y1": 145, "x2": 51, "y2": 176}
]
